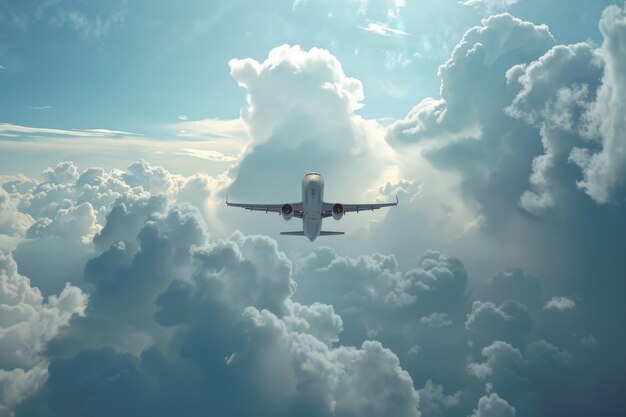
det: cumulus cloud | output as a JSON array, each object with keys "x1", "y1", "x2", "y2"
[
  {"x1": 470, "y1": 392, "x2": 516, "y2": 417},
  {"x1": 386, "y1": 13, "x2": 559, "y2": 234},
  {"x1": 420, "y1": 312, "x2": 453, "y2": 328},
  {"x1": 42, "y1": 161, "x2": 80, "y2": 184},
  {"x1": 388, "y1": 13, "x2": 554, "y2": 143},
  {"x1": 0, "y1": 155, "x2": 617, "y2": 417},
  {"x1": 505, "y1": 43, "x2": 602, "y2": 213},
  {"x1": 0, "y1": 250, "x2": 87, "y2": 414},
  {"x1": 230, "y1": 44, "x2": 365, "y2": 144},
  {"x1": 35, "y1": 198, "x2": 421, "y2": 417},
  {"x1": 543, "y1": 296, "x2": 575, "y2": 311},
  {"x1": 465, "y1": 300, "x2": 532, "y2": 348},
  {"x1": 570, "y1": 5, "x2": 626, "y2": 203},
  {"x1": 0, "y1": 188, "x2": 34, "y2": 237},
  {"x1": 417, "y1": 379, "x2": 461, "y2": 417},
  {"x1": 225, "y1": 44, "x2": 395, "y2": 222}
]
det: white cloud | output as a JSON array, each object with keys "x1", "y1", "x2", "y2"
[
  {"x1": 43, "y1": 161, "x2": 80, "y2": 184},
  {"x1": 0, "y1": 250, "x2": 87, "y2": 413},
  {"x1": 465, "y1": 300, "x2": 532, "y2": 348},
  {"x1": 374, "y1": 178, "x2": 422, "y2": 202},
  {"x1": 172, "y1": 117, "x2": 248, "y2": 162},
  {"x1": 26, "y1": 105, "x2": 51, "y2": 110},
  {"x1": 173, "y1": 117, "x2": 247, "y2": 140},
  {"x1": 543, "y1": 296, "x2": 576, "y2": 311},
  {"x1": 388, "y1": 13, "x2": 554, "y2": 143},
  {"x1": 570, "y1": 5, "x2": 626, "y2": 203},
  {"x1": 0, "y1": 123, "x2": 141, "y2": 138},
  {"x1": 419, "y1": 312, "x2": 453, "y2": 328},
  {"x1": 460, "y1": 0, "x2": 519, "y2": 14},
  {"x1": 417, "y1": 380, "x2": 461, "y2": 416},
  {"x1": 0, "y1": 188, "x2": 34, "y2": 237},
  {"x1": 225, "y1": 43, "x2": 397, "y2": 224},
  {"x1": 229, "y1": 44, "x2": 366, "y2": 143},
  {"x1": 505, "y1": 43, "x2": 602, "y2": 214},
  {"x1": 470, "y1": 392, "x2": 516, "y2": 417},
  {"x1": 360, "y1": 21, "x2": 410, "y2": 36},
  {"x1": 175, "y1": 148, "x2": 237, "y2": 162},
  {"x1": 0, "y1": 366, "x2": 47, "y2": 417},
  {"x1": 466, "y1": 341, "x2": 523, "y2": 379}
]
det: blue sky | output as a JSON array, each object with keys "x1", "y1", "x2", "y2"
[
  {"x1": 0, "y1": 0, "x2": 616, "y2": 134},
  {"x1": 2, "y1": 1, "x2": 626, "y2": 417}
]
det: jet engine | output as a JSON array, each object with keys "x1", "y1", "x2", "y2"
[
  {"x1": 332, "y1": 203, "x2": 344, "y2": 220},
  {"x1": 281, "y1": 203, "x2": 294, "y2": 220}
]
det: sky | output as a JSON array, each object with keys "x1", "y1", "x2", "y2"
[{"x1": 1, "y1": 0, "x2": 626, "y2": 416}]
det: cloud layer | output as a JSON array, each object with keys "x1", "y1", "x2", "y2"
[{"x1": 2, "y1": 4, "x2": 626, "y2": 417}]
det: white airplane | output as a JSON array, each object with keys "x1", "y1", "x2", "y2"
[{"x1": 226, "y1": 172, "x2": 398, "y2": 241}]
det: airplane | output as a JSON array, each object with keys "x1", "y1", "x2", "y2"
[{"x1": 226, "y1": 172, "x2": 398, "y2": 241}]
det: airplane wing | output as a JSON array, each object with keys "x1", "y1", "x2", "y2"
[
  {"x1": 226, "y1": 200, "x2": 304, "y2": 218},
  {"x1": 321, "y1": 196, "x2": 398, "y2": 218}
]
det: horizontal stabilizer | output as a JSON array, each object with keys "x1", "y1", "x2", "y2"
[
  {"x1": 319, "y1": 231, "x2": 345, "y2": 236},
  {"x1": 280, "y1": 231, "x2": 305, "y2": 236}
]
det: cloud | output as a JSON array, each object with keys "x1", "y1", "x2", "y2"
[
  {"x1": 465, "y1": 300, "x2": 532, "y2": 348},
  {"x1": 26, "y1": 105, "x2": 51, "y2": 110},
  {"x1": 4, "y1": 7, "x2": 626, "y2": 415},
  {"x1": 505, "y1": 43, "x2": 602, "y2": 213},
  {"x1": 229, "y1": 44, "x2": 365, "y2": 144},
  {"x1": 0, "y1": 250, "x2": 87, "y2": 414},
  {"x1": 470, "y1": 393, "x2": 516, "y2": 417},
  {"x1": 360, "y1": 21, "x2": 410, "y2": 36},
  {"x1": 543, "y1": 296, "x2": 575, "y2": 311},
  {"x1": 388, "y1": 13, "x2": 554, "y2": 142},
  {"x1": 466, "y1": 339, "x2": 573, "y2": 414},
  {"x1": 419, "y1": 312, "x2": 453, "y2": 328},
  {"x1": 466, "y1": 341, "x2": 524, "y2": 380},
  {"x1": 0, "y1": 188, "x2": 34, "y2": 237},
  {"x1": 386, "y1": 13, "x2": 555, "y2": 231},
  {"x1": 0, "y1": 156, "x2": 619, "y2": 417},
  {"x1": 5, "y1": 160, "x2": 227, "y2": 297},
  {"x1": 417, "y1": 379, "x2": 461, "y2": 416},
  {"x1": 33, "y1": 196, "x2": 421, "y2": 417},
  {"x1": 569, "y1": 5, "x2": 626, "y2": 203},
  {"x1": 0, "y1": 123, "x2": 141, "y2": 139},
  {"x1": 173, "y1": 117, "x2": 247, "y2": 141},
  {"x1": 375, "y1": 178, "x2": 422, "y2": 202},
  {"x1": 225, "y1": 44, "x2": 395, "y2": 216},
  {"x1": 43, "y1": 161, "x2": 80, "y2": 184},
  {"x1": 460, "y1": 0, "x2": 520, "y2": 14}
]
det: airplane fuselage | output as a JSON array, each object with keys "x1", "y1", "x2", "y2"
[{"x1": 302, "y1": 172, "x2": 324, "y2": 241}]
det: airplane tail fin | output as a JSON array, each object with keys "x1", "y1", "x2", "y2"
[
  {"x1": 319, "y1": 231, "x2": 345, "y2": 236},
  {"x1": 280, "y1": 231, "x2": 305, "y2": 236}
]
